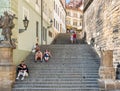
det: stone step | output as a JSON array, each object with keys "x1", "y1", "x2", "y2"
[
  {"x1": 27, "y1": 64, "x2": 99, "y2": 68},
  {"x1": 26, "y1": 72, "x2": 99, "y2": 75},
  {"x1": 28, "y1": 69, "x2": 98, "y2": 73},
  {"x1": 31, "y1": 53, "x2": 99, "y2": 57},
  {"x1": 28, "y1": 74, "x2": 98, "y2": 77},
  {"x1": 39, "y1": 44, "x2": 92, "y2": 48},
  {"x1": 23, "y1": 72, "x2": 98, "y2": 76},
  {"x1": 29, "y1": 67, "x2": 98, "y2": 71},
  {"x1": 13, "y1": 83, "x2": 99, "y2": 88},
  {"x1": 26, "y1": 62, "x2": 99, "y2": 66},
  {"x1": 26, "y1": 59, "x2": 100, "y2": 63},
  {"x1": 28, "y1": 74, "x2": 99, "y2": 78},
  {"x1": 15, "y1": 77, "x2": 98, "y2": 82},
  {"x1": 12, "y1": 87, "x2": 99, "y2": 91},
  {"x1": 26, "y1": 73, "x2": 99, "y2": 77},
  {"x1": 15, "y1": 80, "x2": 98, "y2": 84}
]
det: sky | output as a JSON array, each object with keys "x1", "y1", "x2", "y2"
[{"x1": 66, "y1": 0, "x2": 70, "y2": 3}]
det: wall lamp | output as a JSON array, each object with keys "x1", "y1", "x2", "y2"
[
  {"x1": 19, "y1": 16, "x2": 29, "y2": 33},
  {"x1": 47, "y1": 19, "x2": 53, "y2": 28}
]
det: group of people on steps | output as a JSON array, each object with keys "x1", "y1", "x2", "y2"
[
  {"x1": 16, "y1": 43, "x2": 52, "y2": 80},
  {"x1": 33, "y1": 43, "x2": 52, "y2": 62}
]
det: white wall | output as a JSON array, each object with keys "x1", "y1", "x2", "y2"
[{"x1": 54, "y1": 0, "x2": 66, "y2": 33}]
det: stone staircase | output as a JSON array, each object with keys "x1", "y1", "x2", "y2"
[
  {"x1": 12, "y1": 33, "x2": 100, "y2": 91},
  {"x1": 52, "y1": 33, "x2": 83, "y2": 44}
]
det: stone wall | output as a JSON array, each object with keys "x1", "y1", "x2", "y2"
[
  {"x1": 83, "y1": 0, "x2": 120, "y2": 68},
  {"x1": 84, "y1": 0, "x2": 120, "y2": 90}
]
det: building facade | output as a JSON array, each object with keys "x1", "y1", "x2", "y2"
[
  {"x1": 41, "y1": 0, "x2": 54, "y2": 45},
  {"x1": 53, "y1": 0, "x2": 66, "y2": 34},
  {"x1": 66, "y1": 6, "x2": 83, "y2": 32}
]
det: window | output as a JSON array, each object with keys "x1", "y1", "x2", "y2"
[
  {"x1": 54, "y1": 1, "x2": 55, "y2": 10},
  {"x1": 36, "y1": 0, "x2": 38, "y2": 4},
  {"x1": 67, "y1": 11, "x2": 71, "y2": 16},
  {"x1": 58, "y1": 8, "x2": 59, "y2": 16},
  {"x1": 73, "y1": 21, "x2": 77, "y2": 26},
  {"x1": 66, "y1": 20, "x2": 70, "y2": 25},
  {"x1": 56, "y1": 5, "x2": 57, "y2": 13},
  {"x1": 73, "y1": 13, "x2": 77, "y2": 18},
  {"x1": 80, "y1": 15, "x2": 83, "y2": 19},
  {"x1": 54, "y1": 18, "x2": 55, "y2": 27},
  {"x1": 43, "y1": 27, "x2": 47, "y2": 41},
  {"x1": 49, "y1": 31, "x2": 52, "y2": 37}
]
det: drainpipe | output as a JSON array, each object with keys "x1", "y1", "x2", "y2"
[{"x1": 41, "y1": 0, "x2": 43, "y2": 45}]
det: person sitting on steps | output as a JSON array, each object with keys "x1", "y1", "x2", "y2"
[
  {"x1": 32, "y1": 43, "x2": 40, "y2": 53},
  {"x1": 16, "y1": 64, "x2": 29, "y2": 80},
  {"x1": 35, "y1": 50, "x2": 43, "y2": 62},
  {"x1": 43, "y1": 49, "x2": 52, "y2": 62},
  {"x1": 17, "y1": 61, "x2": 29, "y2": 74}
]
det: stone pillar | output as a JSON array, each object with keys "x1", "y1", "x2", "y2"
[
  {"x1": 0, "y1": 47, "x2": 16, "y2": 91},
  {"x1": 99, "y1": 50, "x2": 116, "y2": 91}
]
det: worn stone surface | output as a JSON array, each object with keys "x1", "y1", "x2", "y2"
[
  {"x1": 101, "y1": 50, "x2": 113, "y2": 67},
  {"x1": 98, "y1": 50, "x2": 115, "y2": 80},
  {"x1": 99, "y1": 67, "x2": 115, "y2": 80}
]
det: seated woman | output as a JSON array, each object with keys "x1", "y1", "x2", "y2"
[
  {"x1": 16, "y1": 64, "x2": 29, "y2": 80},
  {"x1": 43, "y1": 49, "x2": 52, "y2": 62},
  {"x1": 35, "y1": 50, "x2": 43, "y2": 62}
]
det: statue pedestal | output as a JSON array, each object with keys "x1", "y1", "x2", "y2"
[
  {"x1": 99, "y1": 66, "x2": 116, "y2": 79},
  {"x1": 99, "y1": 67, "x2": 116, "y2": 90},
  {"x1": 0, "y1": 46, "x2": 16, "y2": 91},
  {"x1": 98, "y1": 50, "x2": 116, "y2": 90}
]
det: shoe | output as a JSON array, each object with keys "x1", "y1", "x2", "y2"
[
  {"x1": 16, "y1": 77, "x2": 19, "y2": 80},
  {"x1": 34, "y1": 60, "x2": 37, "y2": 63},
  {"x1": 21, "y1": 77, "x2": 24, "y2": 80}
]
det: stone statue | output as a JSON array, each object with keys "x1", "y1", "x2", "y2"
[{"x1": 0, "y1": 11, "x2": 16, "y2": 48}]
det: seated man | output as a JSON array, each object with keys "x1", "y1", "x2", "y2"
[
  {"x1": 35, "y1": 50, "x2": 43, "y2": 62},
  {"x1": 16, "y1": 64, "x2": 28, "y2": 80},
  {"x1": 43, "y1": 49, "x2": 52, "y2": 62},
  {"x1": 17, "y1": 61, "x2": 29, "y2": 74},
  {"x1": 32, "y1": 43, "x2": 40, "y2": 52}
]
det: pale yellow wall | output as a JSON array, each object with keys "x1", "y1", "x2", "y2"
[
  {"x1": 18, "y1": 0, "x2": 41, "y2": 51},
  {"x1": 13, "y1": 49, "x2": 29, "y2": 65},
  {"x1": 11, "y1": 0, "x2": 42, "y2": 64}
]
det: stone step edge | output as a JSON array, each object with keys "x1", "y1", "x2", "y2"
[
  {"x1": 22, "y1": 72, "x2": 99, "y2": 76},
  {"x1": 15, "y1": 80, "x2": 98, "y2": 83},
  {"x1": 12, "y1": 87, "x2": 99, "y2": 90}
]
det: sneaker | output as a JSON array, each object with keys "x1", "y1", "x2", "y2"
[
  {"x1": 21, "y1": 77, "x2": 24, "y2": 80},
  {"x1": 16, "y1": 77, "x2": 19, "y2": 80}
]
